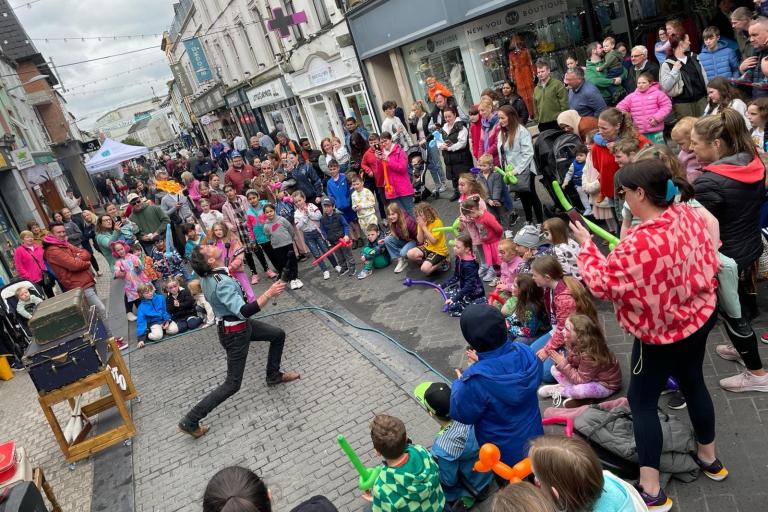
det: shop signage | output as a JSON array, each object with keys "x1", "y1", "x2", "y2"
[
  {"x1": 170, "y1": 62, "x2": 194, "y2": 97},
  {"x1": 246, "y1": 79, "x2": 290, "y2": 109},
  {"x1": 226, "y1": 89, "x2": 248, "y2": 108},
  {"x1": 183, "y1": 37, "x2": 213, "y2": 83},
  {"x1": 193, "y1": 84, "x2": 226, "y2": 117},
  {"x1": 200, "y1": 115, "x2": 212, "y2": 126},
  {"x1": 80, "y1": 139, "x2": 100, "y2": 153},
  {"x1": 33, "y1": 154, "x2": 55, "y2": 165},
  {"x1": 308, "y1": 59, "x2": 333, "y2": 87},
  {"x1": 11, "y1": 148, "x2": 34, "y2": 170}
]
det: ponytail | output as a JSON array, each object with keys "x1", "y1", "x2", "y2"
[
  {"x1": 598, "y1": 107, "x2": 639, "y2": 142},
  {"x1": 693, "y1": 108, "x2": 757, "y2": 158}
]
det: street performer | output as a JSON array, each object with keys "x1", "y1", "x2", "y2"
[{"x1": 178, "y1": 244, "x2": 300, "y2": 438}]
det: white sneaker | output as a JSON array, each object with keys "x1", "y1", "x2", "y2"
[
  {"x1": 719, "y1": 369, "x2": 768, "y2": 393},
  {"x1": 126, "y1": 312, "x2": 137, "y2": 322},
  {"x1": 394, "y1": 258, "x2": 408, "y2": 273},
  {"x1": 438, "y1": 184, "x2": 447, "y2": 193},
  {"x1": 323, "y1": 270, "x2": 330, "y2": 280},
  {"x1": 715, "y1": 344, "x2": 742, "y2": 363},
  {"x1": 537, "y1": 384, "x2": 563, "y2": 399},
  {"x1": 335, "y1": 265, "x2": 342, "y2": 274},
  {"x1": 289, "y1": 280, "x2": 298, "y2": 290},
  {"x1": 293, "y1": 279, "x2": 303, "y2": 289}
]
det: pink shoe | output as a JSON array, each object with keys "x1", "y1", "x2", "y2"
[
  {"x1": 265, "y1": 269, "x2": 278, "y2": 278},
  {"x1": 251, "y1": 274, "x2": 260, "y2": 285}
]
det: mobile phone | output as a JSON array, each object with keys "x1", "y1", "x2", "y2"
[
  {"x1": 566, "y1": 208, "x2": 583, "y2": 225},
  {"x1": 114, "y1": 216, "x2": 122, "y2": 223},
  {"x1": 373, "y1": 143, "x2": 381, "y2": 152}
]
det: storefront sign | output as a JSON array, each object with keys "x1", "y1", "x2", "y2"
[
  {"x1": 33, "y1": 154, "x2": 55, "y2": 165},
  {"x1": 308, "y1": 59, "x2": 333, "y2": 87},
  {"x1": 80, "y1": 139, "x2": 100, "y2": 153},
  {"x1": 226, "y1": 89, "x2": 249, "y2": 108},
  {"x1": 170, "y1": 62, "x2": 194, "y2": 97},
  {"x1": 193, "y1": 84, "x2": 226, "y2": 117},
  {"x1": 11, "y1": 148, "x2": 34, "y2": 170},
  {"x1": 183, "y1": 37, "x2": 213, "y2": 83},
  {"x1": 246, "y1": 79, "x2": 291, "y2": 109}
]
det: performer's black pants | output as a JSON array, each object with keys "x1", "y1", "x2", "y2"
[{"x1": 180, "y1": 318, "x2": 285, "y2": 428}]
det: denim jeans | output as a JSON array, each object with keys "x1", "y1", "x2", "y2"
[
  {"x1": 82, "y1": 286, "x2": 111, "y2": 335},
  {"x1": 181, "y1": 318, "x2": 286, "y2": 428},
  {"x1": 529, "y1": 332, "x2": 558, "y2": 383},
  {"x1": 391, "y1": 195, "x2": 415, "y2": 216},
  {"x1": 303, "y1": 229, "x2": 337, "y2": 271},
  {"x1": 384, "y1": 236, "x2": 417, "y2": 260},
  {"x1": 426, "y1": 143, "x2": 446, "y2": 186}
]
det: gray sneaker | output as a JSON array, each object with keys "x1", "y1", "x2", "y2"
[
  {"x1": 715, "y1": 344, "x2": 742, "y2": 362},
  {"x1": 720, "y1": 369, "x2": 768, "y2": 393},
  {"x1": 357, "y1": 269, "x2": 372, "y2": 279}
]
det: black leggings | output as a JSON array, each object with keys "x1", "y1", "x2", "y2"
[
  {"x1": 628, "y1": 312, "x2": 717, "y2": 469},
  {"x1": 245, "y1": 245, "x2": 271, "y2": 273},
  {"x1": 124, "y1": 296, "x2": 139, "y2": 314},
  {"x1": 270, "y1": 244, "x2": 297, "y2": 279},
  {"x1": 517, "y1": 176, "x2": 544, "y2": 223}
]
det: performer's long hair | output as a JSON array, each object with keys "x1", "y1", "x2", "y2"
[{"x1": 190, "y1": 246, "x2": 213, "y2": 278}]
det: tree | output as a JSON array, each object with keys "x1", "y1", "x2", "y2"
[{"x1": 122, "y1": 137, "x2": 144, "y2": 146}]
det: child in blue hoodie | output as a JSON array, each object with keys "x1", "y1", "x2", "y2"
[
  {"x1": 325, "y1": 159, "x2": 362, "y2": 246},
  {"x1": 135, "y1": 283, "x2": 179, "y2": 348},
  {"x1": 414, "y1": 381, "x2": 492, "y2": 510},
  {"x1": 451, "y1": 304, "x2": 543, "y2": 466},
  {"x1": 441, "y1": 234, "x2": 485, "y2": 317},
  {"x1": 529, "y1": 435, "x2": 647, "y2": 512}
]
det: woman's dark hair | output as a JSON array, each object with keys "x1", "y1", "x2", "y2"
[
  {"x1": 706, "y1": 76, "x2": 741, "y2": 111},
  {"x1": 189, "y1": 246, "x2": 213, "y2": 278},
  {"x1": 202, "y1": 466, "x2": 270, "y2": 512},
  {"x1": 498, "y1": 105, "x2": 521, "y2": 148},
  {"x1": 666, "y1": 33, "x2": 689, "y2": 58},
  {"x1": 514, "y1": 273, "x2": 545, "y2": 322},
  {"x1": 500, "y1": 79, "x2": 517, "y2": 96},
  {"x1": 481, "y1": 87, "x2": 498, "y2": 100},
  {"x1": 615, "y1": 159, "x2": 694, "y2": 208},
  {"x1": 443, "y1": 105, "x2": 459, "y2": 118}
]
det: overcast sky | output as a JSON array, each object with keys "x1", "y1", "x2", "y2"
[{"x1": 12, "y1": 0, "x2": 176, "y2": 128}]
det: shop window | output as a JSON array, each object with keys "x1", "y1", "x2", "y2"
[
  {"x1": 312, "y1": 0, "x2": 331, "y2": 28},
  {"x1": 341, "y1": 85, "x2": 375, "y2": 134},
  {"x1": 284, "y1": 0, "x2": 304, "y2": 41}
]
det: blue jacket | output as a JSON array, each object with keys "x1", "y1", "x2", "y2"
[
  {"x1": 442, "y1": 258, "x2": 484, "y2": 302},
  {"x1": 289, "y1": 162, "x2": 323, "y2": 200},
  {"x1": 136, "y1": 294, "x2": 171, "y2": 337},
  {"x1": 450, "y1": 341, "x2": 543, "y2": 465},
  {"x1": 431, "y1": 422, "x2": 493, "y2": 501},
  {"x1": 699, "y1": 40, "x2": 740, "y2": 79},
  {"x1": 568, "y1": 81, "x2": 607, "y2": 118},
  {"x1": 326, "y1": 174, "x2": 352, "y2": 210}
]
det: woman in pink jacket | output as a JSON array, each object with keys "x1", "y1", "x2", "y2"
[
  {"x1": 375, "y1": 131, "x2": 414, "y2": 215},
  {"x1": 616, "y1": 72, "x2": 672, "y2": 145},
  {"x1": 14, "y1": 230, "x2": 55, "y2": 297}
]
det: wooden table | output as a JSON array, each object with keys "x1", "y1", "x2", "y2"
[{"x1": 37, "y1": 338, "x2": 138, "y2": 463}]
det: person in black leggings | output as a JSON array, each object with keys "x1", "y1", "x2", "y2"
[{"x1": 518, "y1": 175, "x2": 544, "y2": 225}]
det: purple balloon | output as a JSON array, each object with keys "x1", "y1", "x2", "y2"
[{"x1": 402, "y1": 278, "x2": 450, "y2": 311}]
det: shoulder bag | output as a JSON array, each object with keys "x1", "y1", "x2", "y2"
[{"x1": 501, "y1": 136, "x2": 532, "y2": 193}]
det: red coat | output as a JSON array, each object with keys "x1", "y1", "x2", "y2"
[
  {"x1": 361, "y1": 148, "x2": 381, "y2": 187},
  {"x1": 43, "y1": 236, "x2": 94, "y2": 290},
  {"x1": 591, "y1": 134, "x2": 651, "y2": 197}
]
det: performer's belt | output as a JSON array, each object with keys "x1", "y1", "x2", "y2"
[{"x1": 219, "y1": 319, "x2": 247, "y2": 334}]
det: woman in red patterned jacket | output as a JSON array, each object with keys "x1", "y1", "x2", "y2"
[{"x1": 571, "y1": 159, "x2": 726, "y2": 511}]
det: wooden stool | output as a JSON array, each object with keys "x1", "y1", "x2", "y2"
[{"x1": 37, "y1": 338, "x2": 138, "y2": 463}]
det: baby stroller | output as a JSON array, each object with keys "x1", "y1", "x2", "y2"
[
  {"x1": 0, "y1": 279, "x2": 43, "y2": 366},
  {"x1": 534, "y1": 129, "x2": 583, "y2": 212},
  {"x1": 408, "y1": 145, "x2": 433, "y2": 202}
]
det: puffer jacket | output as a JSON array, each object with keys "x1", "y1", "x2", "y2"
[
  {"x1": 695, "y1": 153, "x2": 765, "y2": 268},
  {"x1": 556, "y1": 351, "x2": 622, "y2": 391},
  {"x1": 42, "y1": 235, "x2": 94, "y2": 290},
  {"x1": 616, "y1": 83, "x2": 672, "y2": 134},
  {"x1": 699, "y1": 40, "x2": 740, "y2": 79}
]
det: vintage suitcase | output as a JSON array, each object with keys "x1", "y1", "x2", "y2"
[
  {"x1": 22, "y1": 307, "x2": 109, "y2": 394},
  {"x1": 27, "y1": 288, "x2": 90, "y2": 344}
]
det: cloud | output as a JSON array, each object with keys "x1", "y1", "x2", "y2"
[{"x1": 13, "y1": 0, "x2": 175, "y2": 124}]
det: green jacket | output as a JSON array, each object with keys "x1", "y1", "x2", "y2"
[
  {"x1": 533, "y1": 79, "x2": 569, "y2": 124},
  {"x1": 372, "y1": 444, "x2": 445, "y2": 512},
  {"x1": 129, "y1": 204, "x2": 169, "y2": 238},
  {"x1": 585, "y1": 59, "x2": 626, "y2": 100}
]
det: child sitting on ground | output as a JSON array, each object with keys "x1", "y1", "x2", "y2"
[
  {"x1": 441, "y1": 234, "x2": 486, "y2": 317},
  {"x1": 461, "y1": 197, "x2": 503, "y2": 279},
  {"x1": 513, "y1": 224, "x2": 548, "y2": 275},
  {"x1": 561, "y1": 144, "x2": 592, "y2": 215},
  {"x1": 187, "y1": 279, "x2": 214, "y2": 327},
  {"x1": 132, "y1": 242, "x2": 162, "y2": 289},
  {"x1": 358, "y1": 224, "x2": 390, "y2": 279},
  {"x1": 367, "y1": 414, "x2": 445, "y2": 512},
  {"x1": 135, "y1": 283, "x2": 179, "y2": 348},
  {"x1": 413, "y1": 382, "x2": 492, "y2": 510},
  {"x1": 15, "y1": 286, "x2": 43, "y2": 320},
  {"x1": 164, "y1": 277, "x2": 203, "y2": 333},
  {"x1": 406, "y1": 202, "x2": 450, "y2": 276},
  {"x1": 542, "y1": 218, "x2": 581, "y2": 279},
  {"x1": 495, "y1": 239, "x2": 522, "y2": 303},
  {"x1": 183, "y1": 222, "x2": 203, "y2": 260},
  {"x1": 349, "y1": 171, "x2": 378, "y2": 231},
  {"x1": 319, "y1": 197, "x2": 355, "y2": 277},
  {"x1": 150, "y1": 236, "x2": 190, "y2": 283},
  {"x1": 506, "y1": 273, "x2": 548, "y2": 345},
  {"x1": 293, "y1": 190, "x2": 337, "y2": 281},
  {"x1": 671, "y1": 116, "x2": 702, "y2": 183},
  {"x1": 538, "y1": 314, "x2": 622, "y2": 408}
]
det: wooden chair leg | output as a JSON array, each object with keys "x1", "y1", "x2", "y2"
[{"x1": 33, "y1": 467, "x2": 63, "y2": 512}]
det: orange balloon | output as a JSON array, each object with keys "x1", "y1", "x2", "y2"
[{"x1": 474, "y1": 443, "x2": 532, "y2": 483}]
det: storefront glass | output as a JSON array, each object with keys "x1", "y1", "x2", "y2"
[
  {"x1": 262, "y1": 98, "x2": 309, "y2": 141},
  {"x1": 0, "y1": 200, "x2": 18, "y2": 283},
  {"x1": 340, "y1": 84, "x2": 375, "y2": 134},
  {"x1": 401, "y1": 0, "x2": 611, "y2": 114}
]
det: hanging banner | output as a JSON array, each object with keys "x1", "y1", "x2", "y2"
[
  {"x1": 183, "y1": 37, "x2": 213, "y2": 83},
  {"x1": 170, "y1": 62, "x2": 194, "y2": 97}
]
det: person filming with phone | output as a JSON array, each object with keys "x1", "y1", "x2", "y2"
[{"x1": 178, "y1": 244, "x2": 300, "y2": 439}]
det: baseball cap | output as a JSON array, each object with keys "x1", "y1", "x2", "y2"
[
  {"x1": 321, "y1": 197, "x2": 335, "y2": 206},
  {"x1": 413, "y1": 381, "x2": 451, "y2": 418},
  {"x1": 126, "y1": 193, "x2": 140, "y2": 203},
  {"x1": 231, "y1": 150, "x2": 242, "y2": 158}
]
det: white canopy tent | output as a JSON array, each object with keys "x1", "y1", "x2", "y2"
[{"x1": 85, "y1": 138, "x2": 149, "y2": 173}]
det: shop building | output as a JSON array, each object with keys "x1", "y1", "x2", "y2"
[
  {"x1": 246, "y1": 75, "x2": 310, "y2": 143},
  {"x1": 346, "y1": 0, "x2": 700, "y2": 124}
]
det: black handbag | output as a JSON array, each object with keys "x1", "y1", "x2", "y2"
[
  {"x1": 31, "y1": 252, "x2": 53, "y2": 289},
  {"x1": 500, "y1": 146, "x2": 532, "y2": 193}
]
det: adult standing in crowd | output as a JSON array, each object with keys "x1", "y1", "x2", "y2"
[
  {"x1": 192, "y1": 151, "x2": 216, "y2": 182},
  {"x1": 566, "y1": 67, "x2": 607, "y2": 118},
  {"x1": 299, "y1": 138, "x2": 322, "y2": 176},
  {"x1": 739, "y1": 16, "x2": 768, "y2": 99},
  {"x1": 429, "y1": 92, "x2": 467, "y2": 132},
  {"x1": 556, "y1": 110, "x2": 599, "y2": 143},
  {"x1": 318, "y1": 138, "x2": 336, "y2": 178},
  {"x1": 160, "y1": 181, "x2": 195, "y2": 255},
  {"x1": 376, "y1": 132, "x2": 414, "y2": 215},
  {"x1": 244, "y1": 136, "x2": 269, "y2": 166},
  {"x1": 14, "y1": 230, "x2": 55, "y2": 297},
  {"x1": 198, "y1": 180, "x2": 225, "y2": 212},
  {"x1": 381, "y1": 101, "x2": 412, "y2": 150},
  {"x1": 438, "y1": 106, "x2": 473, "y2": 202},
  {"x1": 660, "y1": 33, "x2": 709, "y2": 118},
  {"x1": 129, "y1": 194, "x2": 170, "y2": 254},
  {"x1": 284, "y1": 152, "x2": 323, "y2": 205},
  {"x1": 44, "y1": 222, "x2": 125, "y2": 349},
  {"x1": 95, "y1": 213, "x2": 121, "y2": 272},
  {"x1": 343, "y1": 117, "x2": 369, "y2": 153},
  {"x1": 224, "y1": 152, "x2": 255, "y2": 195},
  {"x1": 62, "y1": 189, "x2": 83, "y2": 225},
  {"x1": 585, "y1": 42, "x2": 623, "y2": 104},
  {"x1": 274, "y1": 132, "x2": 300, "y2": 157},
  {"x1": 410, "y1": 100, "x2": 446, "y2": 193},
  {"x1": 573, "y1": 159, "x2": 726, "y2": 511},
  {"x1": 257, "y1": 131, "x2": 275, "y2": 153},
  {"x1": 179, "y1": 245, "x2": 298, "y2": 438},
  {"x1": 533, "y1": 60, "x2": 569, "y2": 132},
  {"x1": 731, "y1": 7, "x2": 753, "y2": 60},
  {"x1": 626, "y1": 45, "x2": 660, "y2": 93},
  {"x1": 497, "y1": 79, "x2": 529, "y2": 125},
  {"x1": 497, "y1": 105, "x2": 543, "y2": 225},
  {"x1": 80, "y1": 210, "x2": 102, "y2": 277}
]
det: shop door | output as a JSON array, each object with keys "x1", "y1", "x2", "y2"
[
  {"x1": 340, "y1": 84, "x2": 375, "y2": 135},
  {"x1": 0, "y1": 201, "x2": 18, "y2": 283},
  {"x1": 39, "y1": 180, "x2": 64, "y2": 212}
]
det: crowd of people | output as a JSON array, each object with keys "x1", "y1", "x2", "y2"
[{"x1": 8, "y1": 8, "x2": 768, "y2": 512}]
